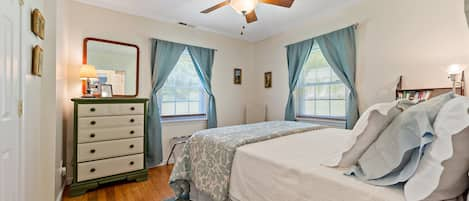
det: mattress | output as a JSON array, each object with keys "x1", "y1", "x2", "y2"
[{"x1": 229, "y1": 128, "x2": 406, "y2": 201}]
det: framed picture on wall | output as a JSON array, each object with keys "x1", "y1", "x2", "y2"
[
  {"x1": 32, "y1": 45, "x2": 43, "y2": 76},
  {"x1": 31, "y1": 9, "x2": 45, "y2": 40},
  {"x1": 234, "y1": 68, "x2": 242, "y2": 85},
  {"x1": 264, "y1": 72, "x2": 272, "y2": 88}
]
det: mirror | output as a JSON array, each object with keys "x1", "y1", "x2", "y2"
[{"x1": 84, "y1": 38, "x2": 139, "y2": 97}]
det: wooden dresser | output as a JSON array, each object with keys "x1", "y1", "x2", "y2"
[{"x1": 70, "y1": 98, "x2": 148, "y2": 196}]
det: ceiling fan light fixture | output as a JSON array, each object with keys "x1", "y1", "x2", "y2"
[{"x1": 230, "y1": 0, "x2": 259, "y2": 15}]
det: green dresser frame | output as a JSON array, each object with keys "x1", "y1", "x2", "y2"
[{"x1": 69, "y1": 98, "x2": 149, "y2": 197}]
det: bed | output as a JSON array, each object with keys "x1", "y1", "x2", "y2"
[
  {"x1": 170, "y1": 95, "x2": 469, "y2": 201},
  {"x1": 229, "y1": 128, "x2": 405, "y2": 201},
  {"x1": 184, "y1": 127, "x2": 405, "y2": 201}
]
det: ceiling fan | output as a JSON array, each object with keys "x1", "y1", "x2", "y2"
[{"x1": 201, "y1": 0, "x2": 295, "y2": 24}]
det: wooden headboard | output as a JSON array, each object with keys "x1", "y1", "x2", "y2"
[{"x1": 396, "y1": 72, "x2": 465, "y2": 101}]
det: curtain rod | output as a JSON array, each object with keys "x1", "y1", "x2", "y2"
[
  {"x1": 284, "y1": 23, "x2": 360, "y2": 48},
  {"x1": 153, "y1": 38, "x2": 218, "y2": 51}
]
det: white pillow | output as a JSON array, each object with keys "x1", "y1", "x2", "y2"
[
  {"x1": 405, "y1": 96, "x2": 469, "y2": 201},
  {"x1": 323, "y1": 101, "x2": 404, "y2": 167}
]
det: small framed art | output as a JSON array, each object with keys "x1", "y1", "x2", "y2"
[
  {"x1": 31, "y1": 9, "x2": 45, "y2": 40},
  {"x1": 32, "y1": 45, "x2": 43, "y2": 76},
  {"x1": 264, "y1": 72, "x2": 272, "y2": 88},
  {"x1": 101, "y1": 84, "x2": 113, "y2": 98},
  {"x1": 234, "y1": 68, "x2": 242, "y2": 85}
]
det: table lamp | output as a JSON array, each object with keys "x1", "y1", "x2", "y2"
[
  {"x1": 80, "y1": 64, "x2": 97, "y2": 98},
  {"x1": 447, "y1": 64, "x2": 465, "y2": 93}
]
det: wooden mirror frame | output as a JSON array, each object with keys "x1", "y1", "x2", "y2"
[{"x1": 83, "y1": 37, "x2": 140, "y2": 97}]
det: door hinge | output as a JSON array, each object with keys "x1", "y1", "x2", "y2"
[
  {"x1": 18, "y1": 100, "x2": 23, "y2": 117},
  {"x1": 19, "y1": 0, "x2": 24, "y2": 6}
]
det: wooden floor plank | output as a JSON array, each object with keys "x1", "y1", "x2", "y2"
[{"x1": 62, "y1": 165, "x2": 174, "y2": 201}]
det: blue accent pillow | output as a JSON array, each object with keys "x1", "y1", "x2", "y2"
[{"x1": 346, "y1": 92, "x2": 455, "y2": 186}]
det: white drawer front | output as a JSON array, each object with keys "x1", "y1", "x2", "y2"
[
  {"x1": 78, "y1": 115, "x2": 144, "y2": 129},
  {"x1": 77, "y1": 154, "x2": 144, "y2": 182},
  {"x1": 78, "y1": 126, "x2": 144, "y2": 143},
  {"x1": 78, "y1": 103, "x2": 144, "y2": 117},
  {"x1": 77, "y1": 138, "x2": 143, "y2": 162}
]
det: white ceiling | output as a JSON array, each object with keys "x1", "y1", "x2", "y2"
[{"x1": 74, "y1": 0, "x2": 359, "y2": 42}]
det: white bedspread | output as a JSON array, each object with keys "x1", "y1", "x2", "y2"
[{"x1": 229, "y1": 128, "x2": 406, "y2": 201}]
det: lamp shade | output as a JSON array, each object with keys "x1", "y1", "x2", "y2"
[
  {"x1": 447, "y1": 64, "x2": 466, "y2": 75},
  {"x1": 230, "y1": 0, "x2": 258, "y2": 14},
  {"x1": 80, "y1": 64, "x2": 97, "y2": 79}
]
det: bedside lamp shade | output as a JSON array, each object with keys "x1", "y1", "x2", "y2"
[
  {"x1": 80, "y1": 64, "x2": 97, "y2": 79},
  {"x1": 447, "y1": 64, "x2": 465, "y2": 75}
]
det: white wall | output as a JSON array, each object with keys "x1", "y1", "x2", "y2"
[
  {"x1": 55, "y1": 0, "x2": 69, "y2": 198},
  {"x1": 252, "y1": 0, "x2": 469, "y2": 120},
  {"x1": 64, "y1": 0, "x2": 255, "y2": 181},
  {"x1": 21, "y1": 1, "x2": 43, "y2": 200},
  {"x1": 20, "y1": 0, "x2": 62, "y2": 200}
]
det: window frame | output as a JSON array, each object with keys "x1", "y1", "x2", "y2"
[
  {"x1": 158, "y1": 49, "x2": 208, "y2": 120},
  {"x1": 295, "y1": 46, "x2": 348, "y2": 121}
]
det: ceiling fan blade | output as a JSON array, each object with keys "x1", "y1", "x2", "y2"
[
  {"x1": 259, "y1": 0, "x2": 295, "y2": 8},
  {"x1": 201, "y1": 1, "x2": 230, "y2": 13},
  {"x1": 245, "y1": 10, "x2": 258, "y2": 23}
]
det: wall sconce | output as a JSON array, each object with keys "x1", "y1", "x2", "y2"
[
  {"x1": 447, "y1": 64, "x2": 466, "y2": 93},
  {"x1": 80, "y1": 64, "x2": 97, "y2": 98}
]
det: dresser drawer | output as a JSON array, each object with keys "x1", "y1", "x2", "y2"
[
  {"x1": 78, "y1": 103, "x2": 144, "y2": 117},
  {"x1": 78, "y1": 126, "x2": 144, "y2": 143},
  {"x1": 77, "y1": 138, "x2": 143, "y2": 162},
  {"x1": 77, "y1": 154, "x2": 144, "y2": 182},
  {"x1": 78, "y1": 115, "x2": 144, "y2": 129}
]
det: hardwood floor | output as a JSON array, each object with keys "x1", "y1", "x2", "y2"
[{"x1": 62, "y1": 165, "x2": 175, "y2": 201}]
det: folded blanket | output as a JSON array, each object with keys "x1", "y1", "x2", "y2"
[{"x1": 169, "y1": 121, "x2": 325, "y2": 201}]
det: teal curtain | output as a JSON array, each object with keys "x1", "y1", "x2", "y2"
[
  {"x1": 316, "y1": 26, "x2": 358, "y2": 129},
  {"x1": 147, "y1": 39, "x2": 186, "y2": 167},
  {"x1": 284, "y1": 39, "x2": 315, "y2": 121},
  {"x1": 187, "y1": 46, "x2": 217, "y2": 128}
]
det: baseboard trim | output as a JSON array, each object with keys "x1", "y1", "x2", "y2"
[{"x1": 56, "y1": 185, "x2": 65, "y2": 201}]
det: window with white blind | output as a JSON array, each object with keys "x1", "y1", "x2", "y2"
[
  {"x1": 158, "y1": 50, "x2": 206, "y2": 118},
  {"x1": 296, "y1": 44, "x2": 348, "y2": 120}
]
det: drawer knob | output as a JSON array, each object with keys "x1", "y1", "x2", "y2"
[
  {"x1": 90, "y1": 108, "x2": 96, "y2": 112},
  {"x1": 90, "y1": 149, "x2": 96, "y2": 154},
  {"x1": 130, "y1": 119, "x2": 135, "y2": 123},
  {"x1": 130, "y1": 107, "x2": 135, "y2": 111},
  {"x1": 90, "y1": 168, "x2": 96, "y2": 173},
  {"x1": 129, "y1": 161, "x2": 135, "y2": 166},
  {"x1": 130, "y1": 130, "x2": 135, "y2": 134},
  {"x1": 129, "y1": 144, "x2": 134, "y2": 149},
  {"x1": 90, "y1": 121, "x2": 96, "y2": 125},
  {"x1": 90, "y1": 133, "x2": 95, "y2": 138}
]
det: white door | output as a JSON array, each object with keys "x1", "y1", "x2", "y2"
[{"x1": 0, "y1": 0, "x2": 21, "y2": 200}]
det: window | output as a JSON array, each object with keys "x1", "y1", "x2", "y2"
[
  {"x1": 296, "y1": 44, "x2": 348, "y2": 120},
  {"x1": 159, "y1": 49, "x2": 206, "y2": 118}
]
